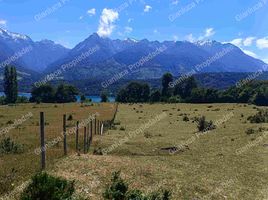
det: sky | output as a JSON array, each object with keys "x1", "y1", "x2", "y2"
[{"x1": 0, "y1": 0, "x2": 267, "y2": 63}]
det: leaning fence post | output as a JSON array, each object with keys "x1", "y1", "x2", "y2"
[
  {"x1": 84, "y1": 127, "x2": 87, "y2": 154},
  {"x1": 63, "y1": 114, "x2": 67, "y2": 156},
  {"x1": 40, "y1": 112, "x2": 46, "y2": 170},
  {"x1": 76, "y1": 121, "x2": 79, "y2": 152}
]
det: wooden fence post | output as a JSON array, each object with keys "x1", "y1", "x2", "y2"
[
  {"x1": 90, "y1": 120, "x2": 93, "y2": 145},
  {"x1": 101, "y1": 122, "x2": 104, "y2": 135},
  {"x1": 40, "y1": 112, "x2": 46, "y2": 170},
  {"x1": 84, "y1": 127, "x2": 87, "y2": 154},
  {"x1": 87, "y1": 124, "x2": 90, "y2": 152},
  {"x1": 94, "y1": 118, "x2": 97, "y2": 135},
  {"x1": 63, "y1": 114, "x2": 67, "y2": 156},
  {"x1": 76, "y1": 121, "x2": 79, "y2": 152},
  {"x1": 97, "y1": 120, "x2": 100, "y2": 135}
]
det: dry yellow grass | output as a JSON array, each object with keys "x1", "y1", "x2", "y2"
[
  {"x1": 51, "y1": 103, "x2": 268, "y2": 200},
  {"x1": 1, "y1": 103, "x2": 268, "y2": 199},
  {"x1": 0, "y1": 103, "x2": 116, "y2": 196}
]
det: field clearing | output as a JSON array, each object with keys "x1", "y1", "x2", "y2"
[
  {"x1": 50, "y1": 103, "x2": 268, "y2": 200},
  {"x1": 0, "y1": 103, "x2": 116, "y2": 196}
]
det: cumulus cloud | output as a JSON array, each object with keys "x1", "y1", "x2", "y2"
[
  {"x1": 230, "y1": 38, "x2": 243, "y2": 47},
  {"x1": 243, "y1": 37, "x2": 255, "y2": 46},
  {"x1": 0, "y1": 19, "x2": 7, "y2": 26},
  {"x1": 144, "y1": 5, "x2": 152, "y2": 12},
  {"x1": 256, "y1": 37, "x2": 268, "y2": 49},
  {"x1": 97, "y1": 8, "x2": 119, "y2": 37},
  {"x1": 87, "y1": 8, "x2": 96, "y2": 16}
]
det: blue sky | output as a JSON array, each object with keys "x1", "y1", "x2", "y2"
[{"x1": 0, "y1": 0, "x2": 267, "y2": 63}]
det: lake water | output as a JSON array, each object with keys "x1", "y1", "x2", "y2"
[{"x1": 0, "y1": 92, "x2": 115, "y2": 103}]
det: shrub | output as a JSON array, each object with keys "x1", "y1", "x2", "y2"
[
  {"x1": 103, "y1": 171, "x2": 128, "y2": 200},
  {"x1": 67, "y1": 114, "x2": 73, "y2": 121},
  {"x1": 103, "y1": 171, "x2": 171, "y2": 200},
  {"x1": 245, "y1": 128, "x2": 255, "y2": 135},
  {"x1": 93, "y1": 147, "x2": 103, "y2": 155},
  {"x1": 197, "y1": 116, "x2": 215, "y2": 132},
  {"x1": 182, "y1": 115, "x2": 189, "y2": 122},
  {"x1": 20, "y1": 172, "x2": 75, "y2": 200},
  {"x1": 0, "y1": 137, "x2": 23, "y2": 154},
  {"x1": 247, "y1": 109, "x2": 268, "y2": 123},
  {"x1": 119, "y1": 126, "x2": 125, "y2": 131},
  {"x1": 6, "y1": 120, "x2": 14, "y2": 124},
  {"x1": 168, "y1": 96, "x2": 181, "y2": 103}
]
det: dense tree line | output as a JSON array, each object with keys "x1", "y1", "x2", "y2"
[
  {"x1": 30, "y1": 84, "x2": 79, "y2": 103},
  {"x1": 116, "y1": 73, "x2": 268, "y2": 106}
]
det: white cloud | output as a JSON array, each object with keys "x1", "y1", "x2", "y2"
[
  {"x1": 128, "y1": 18, "x2": 133, "y2": 23},
  {"x1": 97, "y1": 8, "x2": 119, "y2": 37},
  {"x1": 230, "y1": 38, "x2": 243, "y2": 47},
  {"x1": 79, "y1": 16, "x2": 83, "y2": 20},
  {"x1": 144, "y1": 5, "x2": 152, "y2": 12},
  {"x1": 198, "y1": 28, "x2": 215, "y2": 40},
  {"x1": 154, "y1": 29, "x2": 158, "y2": 34},
  {"x1": 171, "y1": 0, "x2": 179, "y2": 5},
  {"x1": 124, "y1": 26, "x2": 133, "y2": 34},
  {"x1": 256, "y1": 37, "x2": 268, "y2": 49},
  {"x1": 185, "y1": 34, "x2": 195, "y2": 42},
  {"x1": 242, "y1": 49, "x2": 258, "y2": 58},
  {"x1": 243, "y1": 37, "x2": 255, "y2": 46},
  {"x1": 0, "y1": 19, "x2": 7, "y2": 26},
  {"x1": 204, "y1": 28, "x2": 215, "y2": 37},
  {"x1": 87, "y1": 8, "x2": 96, "y2": 16}
]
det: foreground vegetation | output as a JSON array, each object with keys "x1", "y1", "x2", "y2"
[
  {"x1": 0, "y1": 103, "x2": 116, "y2": 197},
  {"x1": 44, "y1": 103, "x2": 268, "y2": 199}
]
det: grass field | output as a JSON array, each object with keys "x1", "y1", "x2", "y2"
[
  {"x1": 0, "y1": 103, "x2": 116, "y2": 197},
  {"x1": 1, "y1": 103, "x2": 268, "y2": 199}
]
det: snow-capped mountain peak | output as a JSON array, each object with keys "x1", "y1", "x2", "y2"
[
  {"x1": 0, "y1": 28, "x2": 31, "y2": 41},
  {"x1": 194, "y1": 40, "x2": 223, "y2": 47}
]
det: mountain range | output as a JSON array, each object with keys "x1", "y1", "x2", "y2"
[{"x1": 0, "y1": 28, "x2": 267, "y2": 83}]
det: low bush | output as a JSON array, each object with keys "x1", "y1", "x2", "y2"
[
  {"x1": 20, "y1": 172, "x2": 75, "y2": 200},
  {"x1": 0, "y1": 137, "x2": 24, "y2": 154},
  {"x1": 197, "y1": 116, "x2": 216, "y2": 132},
  {"x1": 103, "y1": 171, "x2": 171, "y2": 200},
  {"x1": 67, "y1": 114, "x2": 73, "y2": 121},
  {"x1": 245, "y1": 128, "x2": 255, "y2": 135},
  {"x1": 247, "y1": 109, "x2": 268, "y2": 123},
  {"x1": 119, "y1": 126, "x2": 126, "y2": 131},
  {"x1": 93, "y1": 147, "x2": 103, "y2": 155},
  {"x1": 183, "y1": 116, "x2": 189, "y2": 122},
  {"x1": 168, "y1": 96, "x2": 181, "y2": 103}
]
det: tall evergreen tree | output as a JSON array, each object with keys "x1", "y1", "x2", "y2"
[
  {"x1": 161, "y1": 73, "x2": 173, "y2": 98},
  {"x1": 3, "y1": 66, "x2": 18, "y2": 104}
]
